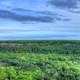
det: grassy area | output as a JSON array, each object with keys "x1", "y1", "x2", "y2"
[{"x1": 0, "y1": 40, "x2": 80, "y2": 80}]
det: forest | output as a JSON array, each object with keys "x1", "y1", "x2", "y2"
[{"x1": 0, "y1": 40, "x2": 80, "y2": 80}]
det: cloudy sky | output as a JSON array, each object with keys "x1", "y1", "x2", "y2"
[{"x1": 0, "y1": 0, "x2": 80, "y2": 40}]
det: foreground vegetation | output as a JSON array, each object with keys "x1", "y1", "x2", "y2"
[{"x1": 0, "y1": 40, "x2": 80, "y2": 80}]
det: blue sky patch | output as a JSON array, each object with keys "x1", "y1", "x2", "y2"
[{"x1": 0, "y1": 0, "x2": 80, "y2": 40}]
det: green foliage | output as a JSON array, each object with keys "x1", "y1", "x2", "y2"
[
  {"x1": 0, "y1": 40, "x2": 80, "y2": 54},
  {"x1": 0, "y1": 53, "x2": 80, "y2": 80},
  {"x1": 0, "y1": 40, "x2": 79, "y2": 80},
  {"x1": 0, "y1": 67, "x2": 17, "y2": 80}
]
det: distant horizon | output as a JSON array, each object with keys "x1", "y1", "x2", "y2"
[{"x1": 0, "y1": 0, "x2": 80, "y2": 40}]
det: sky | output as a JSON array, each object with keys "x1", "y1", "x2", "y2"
[{"x1": 0, "y1": 0, "x2": 80, "y2": 40}]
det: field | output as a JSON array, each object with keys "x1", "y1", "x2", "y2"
[{"x1": 0, "y1": 40, "x2": 80, "y2": 80}]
